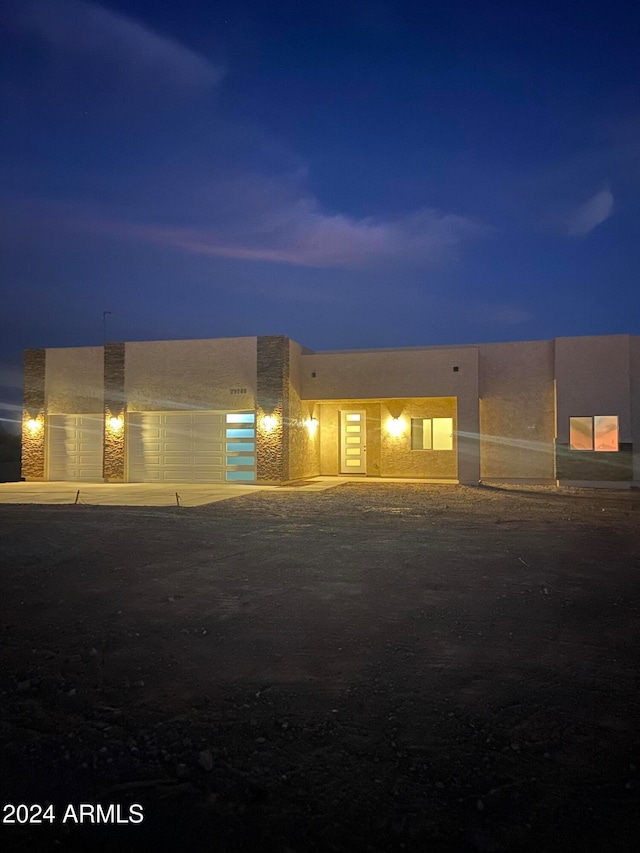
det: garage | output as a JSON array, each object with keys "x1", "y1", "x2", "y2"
[
  {"x1": 47, "y1": 414, "x2": 104, "y2": 481},
  {"x1": 127, "y1": 411, "x2": 255, "y2": 483}
]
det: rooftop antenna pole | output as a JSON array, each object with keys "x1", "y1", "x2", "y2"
[{"x1": 103, "y1": 311, "x2": 112, "y2": 346}]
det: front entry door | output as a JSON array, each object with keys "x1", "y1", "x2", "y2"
[{"x1": 340, "y1": 410, "x2": 367, "y2": 473}]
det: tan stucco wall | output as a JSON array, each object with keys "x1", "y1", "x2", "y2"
[
  {"x1": 45, "y1": 346, "x2": 104, "y2": 414},
  {"x1": 555, "y1": 335, "x2": 631, "y2": 442},
  {"x1": 287, "y1": 341, "x2": 321, "y2": 481},
  {"x1": 315, "y1": 398, "x2": 456, "y2": 478},
  {"x1": 301, "y1": 346, "x2": 477, "y2": 399},
  {"x1": 380, "y1": 398, "x2": 457, "y2": 478},
  {"x1": 316, "y1": 402, "x2": 382, "y2": 476},
  {"x1": 555, "y1": 335, "x2": 633, "y2": 482},
  {"x1": 318, "y1": 404, "x2": 339, "y2": 475},
  {"x1": 301, "y1": 345, "x2": 480, "y2": 483},
  {"x1": 125, "y1": 337, "x2": 257, "y2": 411},
  {"x1": 478, "y1": 340, "x2": 555, "y2": 480}
]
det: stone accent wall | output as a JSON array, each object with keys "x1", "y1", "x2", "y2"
[
  {"x1": 22, "y1": 349, "x2": 46, "y2": 480},
  {"x1": 556, "y1": 442, "x2": 633, "y2": 481},
  {"x1": 256, "y1": 336, "x2": 289, "y2": 483},
  {"x1": 103, "y1": 343, "x2": 125, "y2": 482}
]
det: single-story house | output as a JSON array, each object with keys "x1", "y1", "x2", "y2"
[{"x1": 21, "y1": 333, "x2": 640, "y2": 488}]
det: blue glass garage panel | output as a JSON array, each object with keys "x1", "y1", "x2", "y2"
[
  {"x1": 226, "y1": 456, "x2": 254, "y2": 466},
  {"x1": 226, "y1": 470, "x2": 254, "y2": 481},
  {"x1": 225, "y1": 412, "x2": 255, "y2": 481}
]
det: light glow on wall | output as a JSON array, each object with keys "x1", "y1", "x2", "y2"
[
  {"x1": 387, "y1": 416, "x2": 406, "y2": 437},
  {"x1": 108, "y1": 415, "x2": 124, "y2": 432},
  {"x1": 305, "y1": 417, "x2": 318, "y2": 436},
  {"x1": 261, "y1": 414, "x2": 279, "y2": 433},
  {"x1": 26, "y1": 418, "x2": 43, "y2": 434}
]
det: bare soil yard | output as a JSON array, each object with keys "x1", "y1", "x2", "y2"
[{"x1": 1, "y1": 483, "x2": 639, "y2": 852}]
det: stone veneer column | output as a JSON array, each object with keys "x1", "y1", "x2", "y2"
[
  {"x1": 103, "y1": 342, "x2": 126, "y2": 482},
  {"x1": 22, "y1": 348, "x2": 46, "y2": 480},
  {"x1": 256, "y1": 336, "x2": 290, "y2": 484}
]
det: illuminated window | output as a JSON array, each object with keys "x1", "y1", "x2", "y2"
[
  {"x1": 569, "y1": 416, "x2": 618, "y2": 451},
  {"x1": 411, "y1": 417, "x2": 453, "y2": 451}
]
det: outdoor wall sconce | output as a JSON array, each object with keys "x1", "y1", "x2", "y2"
[
  {"x1": 387, "y1": 416, "x2": 405, "y2": 437},
  {"x1": 261, "y1": 414, "x2": 278, "y2": 433},
  {"x1": 26, "y1": 418, "x2": 42, "y2": 434},
  {"x1": 305, "y1": 417, "x2": 318, "y2": 436},
  {"x1": 108, "y1": 416, "x2": 124, "y2": 432}
]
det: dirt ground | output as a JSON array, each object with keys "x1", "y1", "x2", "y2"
[{"x1": 1, "y1": 483, "x2": 639, "y2": 852}]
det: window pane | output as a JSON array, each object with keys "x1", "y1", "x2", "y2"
[
  {"x1": 226, "y1": 413, "x2": 255, "y2": 423},
  {"x1": 226, "y1": 442, "x2": 254, "y2": 453},
  {"x1": 346, "y1": 436, "x2": 360, "y2": 444},
  {"x1": 569, "y1": 417, "x2": 593, "y2": 450},
  {"x1": 411, "y1": 418, "x2": 423, "y2": 450},
  {"x1": 226, "y1": 456, "x2": 254, "y2": 466},
  {"x1": 226, "y1": 428, "x2": 255, "y2": 438},
  {"x1": 433, "y1": 418, "x2": 452, "y2": 450},
  {"x1": 345, "y1": 414, "x2": 361, "y2": 421},
  {"x1": 226, "y1": 471, "x2": 254, "y2": 481},
  {"x1": 422, "y1": 419, "x2": 432, "y2": 450},
  {"x1": 594, "y1": 416, "x2": 618, "y2": 452},
  {"x1": 346, "y1": 425, "x2": 360, "y2": 432}
]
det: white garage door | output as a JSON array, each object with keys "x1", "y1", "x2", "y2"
[
  {"x1": 127, "y1": 412, "x2": 255, "y2": 483},
  {"x1": 48, "y1": 415, "x2": 104, "y2": 481}
]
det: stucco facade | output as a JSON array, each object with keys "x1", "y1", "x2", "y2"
[
  {"x1": 22, "y1": 333, "x2": 640, "y2": 487},
  {"x1": 479, "y1": 340, "x2": 556, "y2": 481}
]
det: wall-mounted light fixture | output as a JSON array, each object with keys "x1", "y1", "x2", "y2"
[
  {"x1": 261, "y1": 414, "x2": 278, "y2": 433},
  {"x1": 305, "y1": 417, "x2": 319, "y2": 436},
  {"x1": 108, "y1": 415, "x2": 124, "y2": 432},
  {"x1": 26, "y1": 418, "x2": 42, "y2": 435},
  {"x1": 387, "y1": 416, "x2": 405, "y2": 437}
]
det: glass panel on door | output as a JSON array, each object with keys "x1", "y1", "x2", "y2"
[{"x1": 340, "y1": 410, "x2": 366, "y2": 474}]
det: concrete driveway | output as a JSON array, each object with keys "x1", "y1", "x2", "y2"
[
  {"x1": 0, "y1": 479, "x2": 343, "y2": 507},
  {"x1": 0, "y1": 476, "x2": 460, "y2": 506}
]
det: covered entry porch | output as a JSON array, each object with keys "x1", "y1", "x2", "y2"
[{"x1": 312, "y1": 397, "x2": 459, "y2": 480}]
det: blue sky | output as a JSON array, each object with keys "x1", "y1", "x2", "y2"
[{"x1": 1, "y1": 0, "x2": 640, "y2": 426}]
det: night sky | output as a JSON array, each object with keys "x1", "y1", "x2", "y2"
[{"x1": 2, "y1": 0, "x2": 640, "y2": 428}]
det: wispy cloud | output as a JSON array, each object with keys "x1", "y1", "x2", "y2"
[
  {"x1": 8, "y1": 0, "x2": 224, "y2": 93},
  {"x1": 84, "y1": 192, "x2": 487, "y2": 270},
  {"x1": 1, "y1": 1, "x2": 487, "y2": 272},
  {"x1": 567, "y1": 187, "x2": 614, "y2": 236}
]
